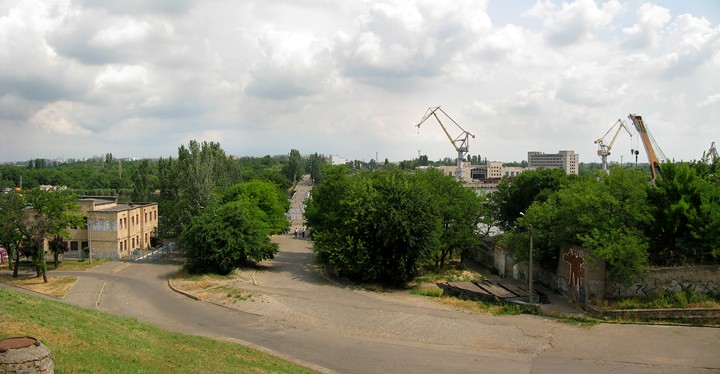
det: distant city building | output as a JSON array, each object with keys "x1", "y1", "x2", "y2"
[
  {"x1": 326, "y1": 154, "x2": 349, "y2": 165},
  {"x1": 439, "y1": 161, "x2": 535, "y2": 186},
  {"x1": 527, "y1": 150, "x2": 579, "y2": 175}
]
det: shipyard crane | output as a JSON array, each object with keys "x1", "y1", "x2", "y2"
[
  {"x1": 702, "y1": 142, "x2": 718, "y2": 164},
  {"x1": 628, "y1": 113, "x2": 665, "y2": 184},
  {"x1": 416, "y1": 107, "x2": 475, "y2": 181},
  {"x1": 595, "y1": 119, "x2": 633, "y2": 173}
]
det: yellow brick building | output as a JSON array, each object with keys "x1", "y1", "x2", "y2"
[{"x1": 67, "y1": 197, "x2": 159, "y2": 259}]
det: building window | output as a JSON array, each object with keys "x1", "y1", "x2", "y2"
[{"x1": 145, "y1": 212, "x2": 148, "y2": 223}]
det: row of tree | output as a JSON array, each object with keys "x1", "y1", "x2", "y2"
[
  {"x1": 304, "y1": 166, "x2": 488, "y2": 285},
  {"x1": 0, "y1": 188, "x2": 82, "y2": 282},
  {"x1": 493, "y1": 160, "x2": 720, "y2": 283}
]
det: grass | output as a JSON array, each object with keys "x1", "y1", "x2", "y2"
[
  {"x1": 0, "y1": 286, "x2": 316, "y2": 373},
  {"x1": 596, "y1": 291, "x2": 720, "y2": 310},
  {"x1": 3, "y1": 258, "x2": 111, "y2": 272},
  {"x1": 0, "y1": 274, "x2": 77, "y2": 298}
]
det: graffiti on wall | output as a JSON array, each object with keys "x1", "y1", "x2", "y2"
[
  {"x1": 612, "y1": 279, "x2": 719, "y2": 297},
  {"x1": 562, "y1": 249, "x2": 585, "y2": 293}
]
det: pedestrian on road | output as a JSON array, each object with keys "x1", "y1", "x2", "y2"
[{"x1": 294, "y1": 227, "x2": 298, "y2": 238}]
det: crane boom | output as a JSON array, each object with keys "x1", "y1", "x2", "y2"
[
  {"x1": 595, "y1": 119, "x2": 633, "y2": 172},
  {"x1": 416, "y1": 106, "x2": 475, "y2": 181},
  {"x1": 628, "y1": 114, "x2": 662, "y2": 183},
  {"x1": 702, "y1": 142, "x2": 718, "y2": 164}
]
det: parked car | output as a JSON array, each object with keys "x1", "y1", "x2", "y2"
[{"x1": 0, "y1": 247, "x2": 8, "y2": 264}]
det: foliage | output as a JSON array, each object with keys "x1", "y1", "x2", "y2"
[
  {"x1": 305, "y1": 152, "x2": 327, "y2": 184},
  {"x1": 610, "y1": 291, "x2": 720, "y2": 310},
  {"x1": 513, "y1": 168, "x2": 651, "y2": 283},
  {"x1": 285, "y1": 148, "x2": 304, "y2": 182},
  {"x1": 646, "y1": 162, "x2": 720, "y2": 265},
  {"x1": 182, "y1": 199, "x2": 279, "y2": 274},
  {"x1": 23, "y1": 189, "x2": 84, "y2": 282},
  {"x1": 130, "y1": 159, "x2": 154, "y2": 201},
  {"x1": 415, "y1": 169, "x2": 486, "y2": 269},
  {"x1": 221, "y1": 180, "x2": 290, "y2": 234},
  {"x1": 306, "y1": 167, "x2": 440, "y2": 285},
  {"x1": 48, "y1": 236, "x2": 69, "y2": 269},
  {"x1": 487, "y1": 168, "x2": 568, "y2": 231},
  {"x1": 0, "y1": 191, "x2": 29, "y2": 277}
]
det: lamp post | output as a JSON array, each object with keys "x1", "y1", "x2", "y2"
[
  {"x1": 520, "y1": 212, "x2": 534, "y2": 303},
  {"x1": 528, "y1": 223, "x2": 533, "y2": 304}
]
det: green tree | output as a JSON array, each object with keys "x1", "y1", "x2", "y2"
[
  {"x1": 48, "y1": 235, "x2": 69, "y2": 269},
  {"x1": 305, "y1": 153, "x2": 326, "y2": 184},
  {"x1": 285, "y1": 149, "x2": 304, "y2": 182},
  {"x1": 25, "y1": 189, "x2": 83, "y2": 283},
  {"x1": 0, "y1": 191, "x2": 30, "y2": 277},
  {"x1": 182, "y1": 199, "x2": 279, "y2": 274},
  {"x1": 306, "y1": 167, "x2": 439, "y2": 285},
  {"x1": 159, "y1": 140, "x2": 230, "y2": 235},
  {"x1": 488, "y1": 168, "x2": 568, "y2": 231},
  {"x1": 131, "y1": 159, "x2": 152, "y2": 202},
  {"x1": 416, "y1": 169, "x2": 485, "y2": 269},
  {"x1": 646, "y1": 162, "x2": 716, "y2": 265},
  {"x1": 515, "y1": 168, "x2": 651, "y2": 283},
  {"x1": 221, "y1": 180, "x2": 290, "y2": 234}
]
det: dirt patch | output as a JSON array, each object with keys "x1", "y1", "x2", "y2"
[
  {"x1": 170, "y1": 274, "x2": 257, "y2": 307},
  {"x1": 0, "y1": 274, "x2": 78, "y2": 299}
]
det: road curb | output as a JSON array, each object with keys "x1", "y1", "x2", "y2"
[{"x1": 167, "y1": 279, "x2": 200, "y2": 300}]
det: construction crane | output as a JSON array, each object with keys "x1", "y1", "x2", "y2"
[
  {"x1": 627, "y1": 113, "x2": 665, "y2": 184},
  {"x1": 595, "y1": 118, "x2": 633, "y2": 173},
  {"x1": 702, "y1": 142, "x2": 718, "y2": 164},
  {"x1": 416, "y1": 107, "x2": 475, "y2": 181}
]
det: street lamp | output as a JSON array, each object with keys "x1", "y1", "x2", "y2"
[{"x1": 520, "y1": 212, "x2": 534, "y2": 303}]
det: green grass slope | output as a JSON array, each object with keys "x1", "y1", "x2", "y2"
[{"x1": 0, "y1": 287, "x2": 316, "y2": 373}]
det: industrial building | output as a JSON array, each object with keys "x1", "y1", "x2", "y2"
[
  {"x1": 527, "y1": 150, "x2": 579, "y2": 175},
  {"x1": 66, "y1": 196, "x2": 159, "y2": 259}
]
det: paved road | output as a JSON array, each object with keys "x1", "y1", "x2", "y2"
[{"x1": 45, "y1": 178, "x2": 720, "y2": 373}]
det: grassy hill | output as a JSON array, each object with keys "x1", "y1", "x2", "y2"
[{"x1": 0, "y1": 286, "x2": 316, "y2": 373}]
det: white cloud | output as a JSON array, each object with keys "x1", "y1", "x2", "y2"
[
  {"x1": 622, "y1": 3, "x2": 671, "y2": 49},
  {"x1": 30, "y1": 101, "x2": 91, "y2": 136},
  {"x1": 527, "y1": 0, "x2": 622, "y2": 46},
  {"x1": 0, "y1": 0, "x2": 718, "y2": 163}
]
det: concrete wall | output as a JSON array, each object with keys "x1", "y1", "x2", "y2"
[{"x1": 606, "y1": 265, "x2": 720, "y2": 298}]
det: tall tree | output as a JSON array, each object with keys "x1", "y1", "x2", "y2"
[
  {"x1": 487, "y1": 168, "x2": 568, "y2": 231},
  {"x1": 416, "y1": 169, "x2": 485, "y2": 269},
  {"x1": 514, "y1": 168, "x2": 651, "y2": 283},
  {"x1": 0, "y1": 191, "x2": 29, "y2": 277},
  {"x1": 306, "y1": 167, "x2": 440, "y2": 285},
  {"x1": 182, "y1": 198, "x2": 279, "y2": 274},
  {"x1": 646, "y1": 162, "x2": 714, "y2": 265},
  {"x1": 286, "y1": 149, "x2": 304, "y2": 182},
  {"x1": 221, "y1": 180, "x2": 290, "y2": 235},
  {"x1": 131, "y1": 159, "x2": 152, "y2": 202},
  {"x1": 25, "y1": 189, "x2": 83, "y2": 283},
  {"x1": 304, "y1": 153, "x2": 326, "y2": 184}
]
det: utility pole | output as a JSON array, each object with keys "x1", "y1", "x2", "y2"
[
  {"x1": 528, "y1": 223, "x2": 534, "y2": 303},
  {"x1": 521, "y1": 212, "x2": 534, "y2": 303}
]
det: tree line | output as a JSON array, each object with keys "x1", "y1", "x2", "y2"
[{"x1": 492, "y1": 160, "x2": 720, "y2": 283}]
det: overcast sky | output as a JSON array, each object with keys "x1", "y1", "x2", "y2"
[{"x1": 1, "y1": 0, "x2": 718, "y2": 164}]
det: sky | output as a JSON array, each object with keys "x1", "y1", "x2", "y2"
[{"x1": 0, "y1": 0, "x2": 719, "y2": 164}]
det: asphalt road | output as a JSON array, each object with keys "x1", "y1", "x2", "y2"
[{"x1": 41, "y1": 178, "x2": 720, "y2": 373}]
